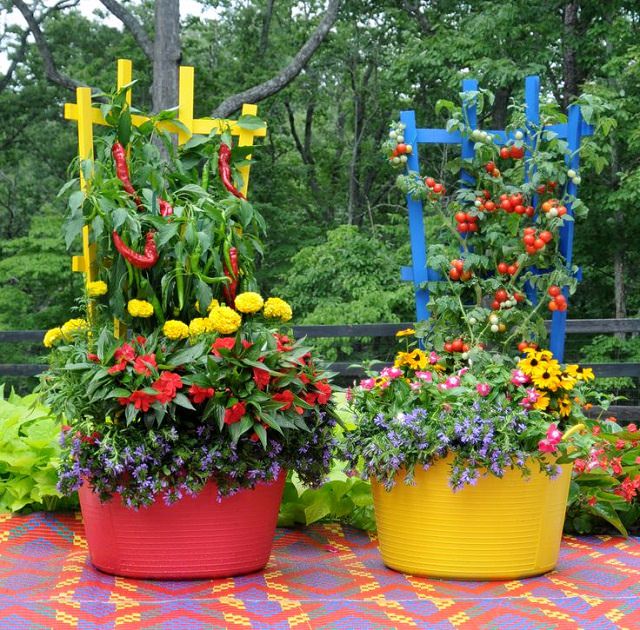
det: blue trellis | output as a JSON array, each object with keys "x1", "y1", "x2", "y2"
[{"x1": 399, "y1": 76, "x2": 594, "y2": 362}]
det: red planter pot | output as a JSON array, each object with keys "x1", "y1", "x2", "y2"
[{"x1": 78, "y1": 472, "x2": 286, "y2": 579}]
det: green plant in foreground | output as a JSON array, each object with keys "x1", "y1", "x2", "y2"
[{"x1": 0, "y1": 386, "x2": 77, "y2": 512}]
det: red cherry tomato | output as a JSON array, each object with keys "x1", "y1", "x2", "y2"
[
  {"x1": 433, "y1": 183, "x2": 443, "y2": 193},
  {"x1": 449, "y1": 268, "x2": 460, "y2": 281},
  {"x1": 548, "y1": 301, "x2": 559, "y2": 312},
  {"x1": 497, "y1": 262, "x2": 509, "y2": 274},
  {"x1": 534, "y1": 238, "x2": 545, "y2": 250},
  {"x1": 491, "y1": 300, "x2": 500, "y2": 311},
  {"x1": 539, "y1": 230, "x2": 553, "y2": 243},
  {"x1": 495, "y1": 289, "x2": 508, "y2": 303},
  {"x1": 507, "y1": 264, "x2": 517, "y2": 275},
  {"x1": 484, "y1": 201, "x2": 496, "y2": 212},
  {"x1": 500, "y1": 147, "x2": 510, "y2": 159},
  {"x1": 454, "y1": 212, "x2": 466, "y2": 223},
  {"x1": 452, "y1": 339, "x2": 463, "y2": 352},
  {"x1": 523, "y1": 234, "x2": 536, "y2": 246},
  {"x1": 548, "y1": 285, "x2": 561, "y2": 297},
  {"x1": 457, "y1": 222, "x2": 469, "y2": 233},
  {"x1": 425, "y1": 177, "x2": 435, "y2": 188},
  {"x1": 510, "y1": 145, "x2": 525, "y2": 159},
  {"x1": 396, "y1": 143, "x2": 407, "y2": 154}
]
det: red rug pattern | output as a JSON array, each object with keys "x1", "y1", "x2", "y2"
[{"x1": 0, "y1": 512, "x2": 638, "y2": 628}]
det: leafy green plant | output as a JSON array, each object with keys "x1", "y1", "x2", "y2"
[{"x1": 0, "y1": 385, "x2": 76, "y2": 512}]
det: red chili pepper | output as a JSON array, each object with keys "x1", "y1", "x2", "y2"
[
  {"x1": 218, "y1": 144, "x2": 246, "y2": 200},
  {"x1": 112, "y1": 142, "x2": 143, "y2": 208},
  {"x1": 112, "y1": 230, "x2": 159, "y2": 269},
  {"x1": 222, "y1": 246, "x2": 239, "y2": 305}
]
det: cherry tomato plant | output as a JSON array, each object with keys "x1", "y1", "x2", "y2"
[{"x1": 384, "y1": 103, "x2": 589, "y2": 359}]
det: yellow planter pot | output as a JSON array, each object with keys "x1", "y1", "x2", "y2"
[{"x1": 371, "y1": 457, "x2": 573, "y2": 580}]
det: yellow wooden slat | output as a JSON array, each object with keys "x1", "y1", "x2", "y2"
[
  {"x1": 76, "y1": 87, "x2": 94, "y2": 192},
  {"x1": 178, "y1": 66, "x2": 195, "y2": 145},
  {"x1": 64, "y1": 105, "x2": 266, "y2": 139},
  {"x1": 237, "y1": 103, "x2": 259, "y2": 197},
  {"x1": 117, "y1": 59, "x2": 133, "y2": 105}
]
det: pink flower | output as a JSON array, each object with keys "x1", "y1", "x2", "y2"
[
  {"x1": 359, "y1": 378, "x2": 376, "y2": 390},
  {"x1": 476, "y1": 383, "x2": 491, "y2": 397},
  {"x1": 346, "y1": 388, "x2": 353, "y2": 402},
  {"x1": 410, "y1": 382, "x2": 422, "y2": 391},
  {"x1": 458, "y1": 367, "x2": 469, "y2": 377},
  {"x1": 381, "y1": 366, "x2": 403, "y2": 379},
  {"x1": 429, "y1": 351, "x2": 440, "y2": 365},
  {"x1": 415, "y1": 371, "x2": 433, "y2": 382},
  {"x1": 511, "y1": 369, "x2": 530, "y2": 385},
  {"x1": 546, "y1": 423, "x2": 563, "y2": 443},
  {"x1": 445, "y1": 375, "x2": 461, "y2": 389},
  {"x1": 538, "y1": 438, "x2": 558, "y2": 453}
]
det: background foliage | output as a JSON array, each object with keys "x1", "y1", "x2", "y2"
[{"x1": 0, "y1": 0, "x2": 638, "y2": 393}]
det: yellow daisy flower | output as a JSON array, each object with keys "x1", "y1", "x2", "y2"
[
  {"x1": 531, "y1": 360, "x2": 562, "y2": 391},
  {"x1": 557, "y1": 396, "x2": 572, "y2": 417},
  {"x1": 576, "y1": 367, "x2": 595, "y2": 382},
  {"x1": 395, "y1": 348, "x2": 427, "y2": 370},
  {"x1": 395, "y1": 328, "x2": 416, "y2": 337},
  {"x1": 533, "y1": 392, "x2": 550, "y2": 410}
]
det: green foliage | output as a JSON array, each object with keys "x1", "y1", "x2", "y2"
[
  {"x1": 0, "y1": 386, "x2": 74, "y2": 512},
  {"x1": 278, "y1": 468, "x2": 375, "y2": 531}
]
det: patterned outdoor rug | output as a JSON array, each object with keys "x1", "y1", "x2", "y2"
[{"x1": 0, "y1": 513, "x2": 638, "y2": 629}]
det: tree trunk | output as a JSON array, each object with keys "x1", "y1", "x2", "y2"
[
  {"x1": 562, "y1": 1, "x2": 579, "y2": 109},
  {"x1": 259, "y1": 0, "x2": 276, "y2": 55},
  {"x1": 152, "y1": 0, "x2": 181, "y2": 112},
  {"x1": 492, "y1": 86, "x2": 511, "y2": 128}
]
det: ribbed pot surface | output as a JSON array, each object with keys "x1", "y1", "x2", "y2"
[
  {"x1": 79, "y1": 472, "x2": 285, "y2": 579},
  {"x1": 371, "y1": 458, "x2": 572, "y2": 579}
]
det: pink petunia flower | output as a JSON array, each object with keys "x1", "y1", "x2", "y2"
[
  {"x1": 415, "y1": 371, "x2": 433, "y2": 382},
  {"x1": 476, "y1": 383, "x2": 491, "y2": 397},
  {"x1": 359, "y1": 378, "x2": 376, "y2": 390},
  {"x1": 511, "y1": 369, "x2": 530, "y2": 385}
]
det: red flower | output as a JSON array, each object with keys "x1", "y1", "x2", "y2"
[
  {"x1": 615, "y1": 439, "x2": 626, "y2": 450},
  {"x1": 211, "y1": 337, "x2": 237, "y2": 357},
  {"x1": 628, "y1": 423, "x2": 638, "y2": 433},
  {"x1": 272, "y1": 390, "x2": 295, "y2": 410},
  {"x1": 587, "y1": 496, "x2": 597, "y2": 507},
  {"x1": 133, "y1": 353, "x2": 157, "y2": 376},
  {"x1": 304, "y1": 391, "x2": 318, "y2": 406},
  {"x1": 135, "y1": 335, "x2": 147, "y2": 345},
  {"x1": 224, "y1": 402, "x2": 246, "y2": 425},
  {"x1": 114, "y1": 343, "x2": 135, "y2": 363},
  {"x1": 153, "y1": 371, "x2": 183, "y2": 404},
  {"x1": 108, "y1": 360, "x2": 127, "y2": 374},
  {"x1": 253, "y1": 366, "x2": 271, "y2": 390},
  {"x1": 275, "y1": 334, "x2": 293, "y2": 352},
  {"x1": 87, "y1": 353, "x2": 100, "y2": 363},
  {"x1": 315, "y1": 380, "x2": 332, "y2": 405},
  {"x1": 241, "y1": 340, "x2": 253, "y2": 350},
  {"x1": 127, "y1": 390, "x2": 156, "y2": 412},
  {"x1": 298, "y1": 373, "x2": 310, "y2": 385},
  {"x1": 188, "y1": 385, "x2": 215, "y2": 404}
]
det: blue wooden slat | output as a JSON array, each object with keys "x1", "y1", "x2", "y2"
[
  {"x1": 416, "y1": 129, "x2": 463, "y2": 144},
  {"x1": 460, "y1": 79, "x2": 478, "y2": 186},
  {"x1": 400, "y1": 110, "x2": 430, "y2": 322},
  {"x1": 550, "y1": 103, "x2": 583, "y2": 361}
]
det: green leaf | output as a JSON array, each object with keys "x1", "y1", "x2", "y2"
[{"x1": 236, "y1": 114, "x2": 266, "y2": 130}]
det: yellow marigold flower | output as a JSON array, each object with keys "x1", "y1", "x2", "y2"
[
  {"x1": 576, "y1": 367, "x2": 595, "y2": 382},
  {"x1": 263, "y1": 297, "x2": 292, "y2": 322},
  {"x1": 533, "y1": 392, "x2": 550, "y2": 410},
  {"x1": 395, "y1": 349, "x2": 427, "y2": 370},
  {"x1": 87, "y1": 280, "x2": 108, "y2": 297},
  {"x1": 163, "y1": 320, "x2": 189, "y2": 340},
  {"x1": 395, "y1": 328, "x2": 415, "y2": 337},
  {"x1": 189, "y1": 317, "x2": 213, "y2": 337},
  {"x1": 43, "y1": 327, "x2": 63, "y2": 348},
  {"x1": 61, "y1": 318, "x2": 89, "y2": 341},
  {"x1": 127, "y1": 299, "x2": 154, "y2": 318},
  {"x1": 209, "y1": 306, "x2": 242, "y2": 334},
  {"x1": 195, "y1": 298, "x2": 219, "y2": 314},
  {"x1": 234, "y1": 292, "x2": 264, "y2": 314}
]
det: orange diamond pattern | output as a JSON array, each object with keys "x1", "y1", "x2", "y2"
[{"x1": 0, "y1": 513, "x2": 638, "y2": 629}]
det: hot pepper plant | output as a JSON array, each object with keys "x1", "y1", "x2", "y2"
[{"x1": 41, "y1": 87, "x2": 338, "y2": 507}]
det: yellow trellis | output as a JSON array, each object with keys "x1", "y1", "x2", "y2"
[{"x1": 64, "y1": 58, "x2": 267, "y2": 334}]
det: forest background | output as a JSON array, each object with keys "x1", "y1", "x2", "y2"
[{"x1": 0, "y1": 0, "x2": 638, "y2": 393}]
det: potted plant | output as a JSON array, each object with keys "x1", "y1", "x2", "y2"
[
  {"x1": 340, "y1": 105, "x2": 600, "y2": 580},
  {"x1": 40, "y1": 90, "x2": 337, "y2": 578}
]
